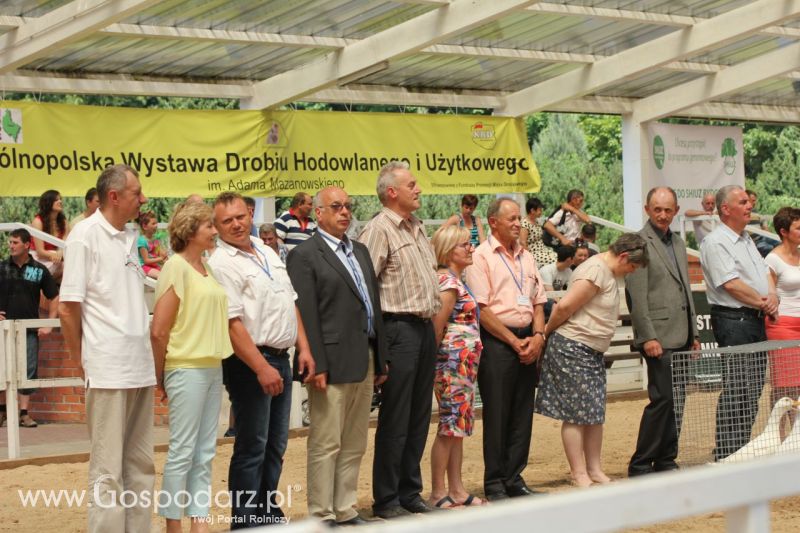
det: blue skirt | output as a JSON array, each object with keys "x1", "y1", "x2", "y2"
[{"x1": 534, "y1": 331, "x2": 606, "y2": 425}]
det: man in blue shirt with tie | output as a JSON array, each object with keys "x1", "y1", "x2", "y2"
[{"x1": 288, "y1": 186, "x2": 389, "y2": 526}]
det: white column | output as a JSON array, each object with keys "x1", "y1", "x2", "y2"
[{"x1": 621, "y1": 114, "x2": 648, "y2": 231}]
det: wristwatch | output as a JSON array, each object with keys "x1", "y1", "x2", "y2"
[{"x1": 534, "y1": 331, "x2": 546, "y2": 339}]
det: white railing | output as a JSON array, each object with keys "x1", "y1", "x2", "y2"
[
  {"x1": 678, "y1": 214, "x2": 780, "y2": 249},
  {"x1": 253, "y1": 453, "x2": 800, "y2": 533}
]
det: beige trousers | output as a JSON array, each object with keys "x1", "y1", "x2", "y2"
[
  {"x1": 87, "y1": 386, "x2": 155, "y2": 533},
  {"x1": 307, "y1": 356, "x2": 374, "y2": 522}
]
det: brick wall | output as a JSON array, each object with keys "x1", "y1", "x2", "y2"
[
  {"x1": 26, "y1": 331, "x2": 169, "y2": 425},
  {"x1": 688, "y1": 255, "x2": 705, "y2": 285}
]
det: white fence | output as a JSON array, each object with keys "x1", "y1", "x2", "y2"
[{"x1": 262, "y1": 453, "x2": 800, "y2": 533}]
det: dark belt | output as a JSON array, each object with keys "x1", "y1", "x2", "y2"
[
  {"x1": 710, "y1": 305, "x2": 765, "y2": 319},
  {"x1": 383, "y1": 312, "x2": 430, "y2": 323},
  {"x1": 256, "y1": 345, "x2": 289, "y2": 358},
  {"x1": 506, "y1": 324, "x2": 533, "y2": 338}
]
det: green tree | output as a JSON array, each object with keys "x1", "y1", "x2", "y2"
[{"x1": 578, "y1": 114, "x2": 622, "y2": 165}]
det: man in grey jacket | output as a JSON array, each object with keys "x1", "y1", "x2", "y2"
[{"x1": 626, "y1": 187, "x2": 700, "y2": 476}]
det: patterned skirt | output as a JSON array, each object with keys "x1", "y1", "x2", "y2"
[{"x1": 534, "y1": 331, "x2": 606, "y2": 425}]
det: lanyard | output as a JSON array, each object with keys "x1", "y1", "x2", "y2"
[
  {"x1": 448, "y1": 269, "x2": 480, "y2": 323},
  {"x1": 246, "y1": 246, "x2": 272, "y2": 280},
  {"x1": 489, "y1": 235, "x2": 524, "y2": 294}
]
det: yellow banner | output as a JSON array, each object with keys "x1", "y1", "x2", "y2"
[{"x1": 0, "y1": 102, "x2": 539, "y2": 197}]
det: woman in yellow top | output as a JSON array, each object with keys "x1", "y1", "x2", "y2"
[{"x1": 151, "y1": 201, "x2": 232, "y2": 533}]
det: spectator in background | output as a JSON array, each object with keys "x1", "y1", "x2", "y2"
[
  {"x1": 543, "y1": 189, "x2": 591, "y2": 247},
  {"x1": 575, "y1": 224, "x2": 600, "y2": 255},
  {"x1": 242, "y1": 196, "x2": 259, "y2": 237},
  {"x1": 536, "y1": 233, "x2": 648, "y2": 487},
  {"x1": 259, "y1": 223, "x2": 288, "y2": 264},
  {"x1": 138, "y1": 211, "x2": 168, "y2": 279},
  {"x1": 519, "y1": 197, "x2": 557, "y2": 267},
  {"x1": 275, "y1": 192, "x2": 317, "y2": 251},
  {"x1": 59, "y1": 164, "x2": 154, "y2": 532},
  {"x1": 685, "y1": 192, "x2": 716, "y2": 246},
  {"x1": 441, "y1": 194, "x2": 486, "y2": 246},
  {"x1": 428, "y1": 225, "x2": 483, "y2": 508},
  {"x1": 70, "y1": 187, "x2": 100, "y2": 230},
  {"x1": 746, "y1": 190, "x2": 778, "y2": 257},
  {"x1": 540, "y1": 246, "x2": 574, "y2": 292},
  {"x1": 764, "y1": 207, "x2": 800, "y2": 415},
  {"x1": 0, "y1": 228, "x2": 59, "y2": 428},
  {"x1": 31, "y1": 189, "x2": 69, "y2": 280},
  {"x1": 571, "y1": 243, "x2": 590, "y2": 270},
  {"x1": 701, "y1": 185, "x2": 778, "y2": 461},
  {"x1": 150, "y1": 201, "x2": 232, "y2": 532}
]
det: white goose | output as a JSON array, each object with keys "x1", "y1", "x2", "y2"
[
  {"x1": 775, "y1": 398, "x2": 800, "y2": 455},
  {"x1": 720, "y1": 397, "x2": 797, "y2": 463}
]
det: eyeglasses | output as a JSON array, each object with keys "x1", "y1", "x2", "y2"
[
  {"x1": 321, "y1": 202, "x2": 354, "y2": 212},
  {"x1": 456, "y1": 242, "x2": 475, "y2": 250}
]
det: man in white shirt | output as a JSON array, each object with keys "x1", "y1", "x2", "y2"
[
  {"x1": 59, "y1": 164, "x2": 154, "y2": 533},
  {"x1": 543, "y1": 189, "x2": 591, "y2": 246},
  {"x1": 539, "y1": 245, "x2": 574, "y2": 292},
  {"x1": 685, "y1": 192, "x2": 716, "y2": 246},
  {"x1": 700, "y1": 185, "x2": 778, "y2": 461},
  {"x1": 209, "y1": 192, "x2": 315, "y2": 528}
]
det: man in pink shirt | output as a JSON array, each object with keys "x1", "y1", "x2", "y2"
[{"x1": 465, "y1": 197, "x2": 547, "y2": 501}]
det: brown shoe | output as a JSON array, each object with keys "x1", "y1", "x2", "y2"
[{"x1": 19, "y1": 414, "x2": 37, "y2": 427}]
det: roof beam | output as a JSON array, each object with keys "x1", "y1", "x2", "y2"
[
  {"x1": 0, "y1": 72, "x2": 253, "y2": 99},
  {"x1": 243, "y1": 0, "x2": 541, "y2": 109},
  {"x1": 631, "y1": 41, "x2": 800, "y2": 123},
  {"x1": 496, "y1": 0, "x2": 800, "y2": 117},
  {"x1": 0, "y1": 0, "x2": 160, "y2": 74},
  {"x1": 4, "y1": 71, "x2": 800, "y2": 124}
]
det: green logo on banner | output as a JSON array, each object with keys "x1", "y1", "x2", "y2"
[
  {"x1": 721, "y1": 137, "x2": 737, "y2": 175},
  {"x1": 653, "y1": 135, "x2": 665, "y2": 170}
]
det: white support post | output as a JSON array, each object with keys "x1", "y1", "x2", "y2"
[
  {"x1": 621, "y1": 114, "x2": 647, "y2": 231},
  {"x1": 726, "y1": 503, "x2": 771, "y2": 533},
  {"x1": 5, "y1": 321, "x2": 20, "y2": 459}
]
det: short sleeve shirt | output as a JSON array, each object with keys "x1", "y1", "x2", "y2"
[
  {"x1": 548, "y1": 209, "x2": 583, "y2": 242},
  {"x1": 557, "y1": 255, "x2": 619, "y2": 352},
  {"x1": 465, "y1": 236, "x2": 547, "y2": 328},
  {"x1": 700, "y1": 223, "x2": 769, "y2": 308},
  {"x1": 273, "y1": 211, "x2": 317, "y2": 251},
  {"x1": 539, "y1": 262, "x2": 573, "y2": 291},
  {"x1": 155, "y1": 254, "x2": 233, "y2": 370},
  {"x1": 0, "y1": 256, "x2": 59, "y2": 319},
  {"x1": 208, "y1": 237, "x2": 298, "y2": 349},
  {"x1": 60, "y1": 210, "x2": 155, "y2": 389}
]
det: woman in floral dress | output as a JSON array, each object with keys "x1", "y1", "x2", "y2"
[
  {"x1": 519, "y1": 197, "x2": 557, "y2": 266},
  {"x1": 428, "y1": 225, "x2": 483, "y2": 508}
]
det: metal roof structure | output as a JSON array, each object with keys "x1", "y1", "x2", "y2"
[{"x1": 1, "y1": 0, "x2": 800, "y2": 122}]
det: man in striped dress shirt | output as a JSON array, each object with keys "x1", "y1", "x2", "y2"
[{"x1": 359, "y1": 161, "x2": 441, "y2": 519}]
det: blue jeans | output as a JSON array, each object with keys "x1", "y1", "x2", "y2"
[
  {"x1": 711, "y1": 309, "x2": 767, "y2": 461},
  {"x1": 20, "y1": 331, "x2": 39, "y2": 395},
  {"x1": 223, "y1": 349, "x2": 292, "y2": 529}
]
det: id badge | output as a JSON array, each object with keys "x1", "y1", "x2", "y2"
[{"x1": 517, "y1": 294, "x2": 531, "y2": 307}]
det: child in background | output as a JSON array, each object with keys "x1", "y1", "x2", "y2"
[{"x1": 138, "y1": 211, "x2": 168, "y2": 279}]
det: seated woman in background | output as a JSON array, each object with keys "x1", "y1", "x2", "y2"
[
  {"x1": 428, "y1": 225, "x2": 484, "y2": 508},
  {"x1": 31, "y1": 189, "x2": 69, "y2": 280},
  {"x1": 519, "y1": 197, "x2": 557, "y2": 266},
  {"x1": 765, "y1": 207, "x2": 800, "y2": 423},
  {"x1": 535, "y1": 233, "x2": 648, "y2": 487},
  {"x1": 150, "y1": 201, "x2": 232, "y2": 533},
  {"x1": 442, "y1": 194, "x2": 485, "y2": 246},
  {"x1": 138, "y1": 211, "x2": 168, "y2": 279}
]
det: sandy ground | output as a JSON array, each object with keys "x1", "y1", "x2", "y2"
[{"x1": 2, "y1": 396, "x2": 799, "y2": 532}]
